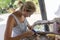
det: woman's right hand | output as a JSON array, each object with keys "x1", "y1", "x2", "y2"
[{"x1": 19, "y1": 30, "x2": 34, "y2": 39}]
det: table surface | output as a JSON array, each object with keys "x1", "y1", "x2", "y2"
[{"x1": 36, "y1": 31, "x2": 60, "y2": 35}]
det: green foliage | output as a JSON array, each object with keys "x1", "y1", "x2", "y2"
[
  {"x1": 0, "y1": 0, "x2": 39, "y2": 10},
  {"x1": 22, "y1": 0, "x2": 26, "y2": 3},
  {"x1": 0, "y1": 0, "x2": 11, "y2": 8},
  {"x1": 0, "y1": 0, "x2": 16, "y2": 13},
  {"x1": 0, "y1": 0, "x2": 40, "y2": 13}
]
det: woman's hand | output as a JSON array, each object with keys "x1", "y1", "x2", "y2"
[{"x1": 19, "y1": 30, "x2": 34, "y2": 39}]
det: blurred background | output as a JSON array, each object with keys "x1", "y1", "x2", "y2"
[{"x1": 0, "y1": 0, "x2": 60, "y2": 40}]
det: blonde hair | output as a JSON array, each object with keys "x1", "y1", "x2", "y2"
[{"x1": 20, "y1": 1, "x2": 36, "y2": 12}]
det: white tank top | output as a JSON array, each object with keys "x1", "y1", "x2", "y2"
[{"x1": 11, "y1": 14, "x2": 28, "y2": 38}]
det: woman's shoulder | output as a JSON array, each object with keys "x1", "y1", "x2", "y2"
[
  {"x1": 8, "y1": 14, "x2": 14, "y2": 21},
  {"x1": 8, "y1": 14, "x2": 16, "y2": 25}
]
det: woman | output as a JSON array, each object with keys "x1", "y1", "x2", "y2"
[{"x1": 4, "y1": 1, "x2": 36, "y2": 40}]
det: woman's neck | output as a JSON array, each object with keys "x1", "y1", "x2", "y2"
[{"x1": 19, "y1": 15, "x2": 26, "y2": 23}]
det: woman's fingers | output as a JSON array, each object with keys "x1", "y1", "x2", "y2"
[{"x1": 26, "y1": 31, "x2": 34, "y2": 36}]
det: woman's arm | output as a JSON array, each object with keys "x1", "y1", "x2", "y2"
[{"x1": 4, "y1": 15, "x2": 16, "y2": 40}]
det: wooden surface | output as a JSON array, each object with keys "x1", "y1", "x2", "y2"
[{"x1": 36, "y1": 31, "x2": 60, "y2": 35}]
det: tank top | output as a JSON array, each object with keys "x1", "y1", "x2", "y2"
[{"x1": 11, "y1": 14, "x2": 28, "y2": 38}]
